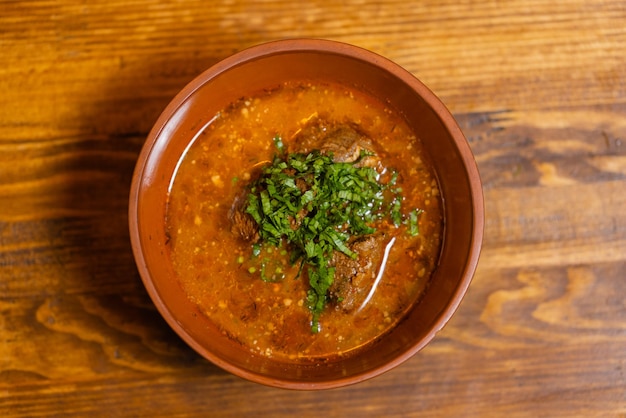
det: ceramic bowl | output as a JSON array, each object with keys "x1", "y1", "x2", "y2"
[{"x1": 129, "y1": 39, "x2": 483, "y2": 389}]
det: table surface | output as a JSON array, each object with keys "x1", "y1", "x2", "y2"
[{"x1": 1, "y1": 1, "x2": 625, "y2": 416}]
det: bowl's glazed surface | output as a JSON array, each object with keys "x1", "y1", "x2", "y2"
[{"x1": 129, "y1": 39, "x2": 483, "y2": 389}]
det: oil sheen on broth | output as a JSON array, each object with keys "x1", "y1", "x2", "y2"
[{"x1": 166, "y1": 81, "x2": 443, "y2": 362}]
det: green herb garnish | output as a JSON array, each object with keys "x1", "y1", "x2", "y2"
[
  {"x1": 243, "y1": 137, "x2": 423, "y2": 332},
  {"x1": 407, "y1": 208, "x2": 424, "y2": 236}
]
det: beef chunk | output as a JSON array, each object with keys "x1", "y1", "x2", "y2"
[
  {"x1": 320, "y1": 124, "x2": 368, "y2": 163},
  {"x1": 291, "y1": 116, "x2": 379, "y2": 166},
  {"x1": 231, "y1": 210, "x2": 259, "y2": 242},
  {"x1": 328, "y1": 233, "x2": 388, "y2": 312},
  {"x1": 230, "y1": 195, "x2": 259, "y2": 242}
]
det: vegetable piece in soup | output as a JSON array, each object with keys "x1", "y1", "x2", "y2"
[{"x1": 166, "y1": 81, "x2": 443, "y2": 362}]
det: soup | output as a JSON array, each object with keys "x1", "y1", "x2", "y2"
[{"x1": 166, "y1": 81, "x2": 443, "y2": 362}]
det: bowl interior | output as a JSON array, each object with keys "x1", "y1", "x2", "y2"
[{"x1": 130, "y1": 40, "x2": 483, "y2": 389}]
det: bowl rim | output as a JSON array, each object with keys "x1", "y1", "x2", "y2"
[{"x1": 129, "y1": 38, "x2": 484, "y2": 389}]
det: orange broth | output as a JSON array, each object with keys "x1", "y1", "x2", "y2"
[{"x1": 165, "y1": 81, "x2": 443, "y2": 362}]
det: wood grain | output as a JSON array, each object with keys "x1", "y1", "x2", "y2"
[{"x1": 1, "y1": 0, "x2": 625, "y2": 416}]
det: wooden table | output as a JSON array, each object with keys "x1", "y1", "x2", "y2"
[{"x1": 2, "y1": 1, "x2": 625, "y2": 416}]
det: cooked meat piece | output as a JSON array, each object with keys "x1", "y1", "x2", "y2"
[
  {"x1": 291, "y1": 116, "x2": 379, "y2": 166},
  {"x1": 230, "y1": 195, "x2": 259, "y2": 242},
  {"x1": 328, "y1": 233, "x2": 388, "y2": 312},
  {"x1": 320, "y1": 125, "x2": 367, "y2": 163},
  {"x1": 231, "y1": 210, "x2": 259, "y2": 242}
]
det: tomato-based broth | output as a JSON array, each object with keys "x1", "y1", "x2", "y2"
[{"x1": 166, "y1": 81, "x2": 443, "y2": 362}]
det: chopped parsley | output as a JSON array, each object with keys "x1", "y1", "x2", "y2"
[{"x1": 243, "y1": 136, "x2": 423, "y2": 332}]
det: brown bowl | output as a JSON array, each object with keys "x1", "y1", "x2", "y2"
[{"x1": 129, "y1": 39, "x2": 483, "y2": 390}]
